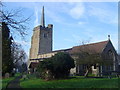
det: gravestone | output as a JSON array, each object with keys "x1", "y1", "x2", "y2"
[
  {"x1": 5, "y1": 73, "x2": 9, "y2": 78},
  {"x1": 22, "y1": 75, "x2": 27, "y2": 80}
]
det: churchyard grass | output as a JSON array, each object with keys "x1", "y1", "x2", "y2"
[
  {"x1": 2, "y1": 77, "x2": 14, "y2": 88},
  {"x1": 2, "y1": 73, "x2": 21, "y2": 89},
  {"x1": 20, "y1": 75, "x2": 119, "y2": 88}
]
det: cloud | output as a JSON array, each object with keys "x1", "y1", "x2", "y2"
[
  {"x1": 69, "y1": 3, "x2": 85, "y2": 19},
  {"x1": 88, "y1": 3, "x2": 118, "y2": 25},
  {"x1": 45, "y1": 7, "x2": 65, "y2": 23},
  {"x1": 34, "y1": 6, "x2": 39, "y2": 26},
  {"x1": 78, "y1": 21, "x2": 86, "y2": 25}
]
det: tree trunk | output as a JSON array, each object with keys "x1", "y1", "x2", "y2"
[{"x1": 84, "y1": 66, "x2": 91, "y2": 77}]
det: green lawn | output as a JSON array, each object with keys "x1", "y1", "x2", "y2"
[
  {"x1": 2, "y1": 73, "x2": 21, "y2": 89},
  {"x1": 2, "y1": 77, "x2": 14, "y2": 89},
  {"x1": 20, "y1": 75, "x2": 119, "y2": 88}
]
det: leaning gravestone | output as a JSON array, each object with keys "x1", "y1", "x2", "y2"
[{"x1": 5, "y1": 73, "x2": 9, "y2": 78}]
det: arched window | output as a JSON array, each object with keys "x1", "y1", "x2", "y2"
[
  {"x1": 106, "y1": 50, "x2": 114, "y2": 71},
  {"x1": 108, "y1": 50, "x2": 113, "y2": 60}
]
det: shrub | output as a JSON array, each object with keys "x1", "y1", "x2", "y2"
[{"x1": 37, "y1": 52, "x2": 75, "y2": 80}]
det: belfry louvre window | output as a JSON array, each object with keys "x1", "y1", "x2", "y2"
[{"x1": 43, "y1": 33, "x2": 48, "y2": 38}]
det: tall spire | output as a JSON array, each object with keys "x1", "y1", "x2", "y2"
[{"x1": 40, "y1": 6, "x2": 45, "y2": 27}]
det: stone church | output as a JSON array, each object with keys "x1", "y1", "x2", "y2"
[{"x1": 28, "y1": 6, "x2": 119, "y2": 76}]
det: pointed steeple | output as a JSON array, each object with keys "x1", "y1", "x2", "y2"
[{"x1": 40, "y1": 6, "x2": 45, "y2": 27}]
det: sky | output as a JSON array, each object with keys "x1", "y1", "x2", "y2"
[{"x1": 2, "y1": 2, "x2": 119, "y2": 57}]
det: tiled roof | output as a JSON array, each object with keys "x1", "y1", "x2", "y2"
[
  {"x1": 70, "y1": 40, "x2": 109, "y2": 54},
  {"x1": 52, "y1": 48, "x2": 72, "y2": 53},
  {"x1": 51, "y1": 40, "x2": 109, "y2": 54}
]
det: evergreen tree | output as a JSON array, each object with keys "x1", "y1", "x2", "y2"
[{"x1": 2, "y1": 22, "x2": 14, "y2": 76}]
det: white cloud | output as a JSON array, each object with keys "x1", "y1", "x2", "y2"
[
  {"x1": 45, "y1": 7, "x2": 65, "y2": 23},
  {"x1": 69, "y1": 3, "x2": 85, "y2": 19},
  {"x1": 78, "y1": 21, "x2": 86, "y2": 25},
  {"x1": 34, "y1": 6, "x2": 39, "y2": 26},
  {"x1": 88, "y1": 4, "x2": 118, "y2": 25}
]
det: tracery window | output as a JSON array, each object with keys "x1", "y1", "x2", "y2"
[
  {"x1": 106, "y1": 50, "x2": 114, "y2": 71},
  {"x1": 108, "y1": 50, "x2": 113, "y2": 60}
]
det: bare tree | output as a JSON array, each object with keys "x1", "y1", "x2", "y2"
[
  {"x1": 11, "y1": 42, "x2": 27, "y2": 65},
  {"x1": 1, "y1": 2, "x2": 30, "y2": 75},
  {"x1": 0, "y1": 2, "x2": 31, "y2": 39}
]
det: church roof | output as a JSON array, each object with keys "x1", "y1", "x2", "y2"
[
  {"x1": 70, "y1": 40, "x2": 109, "y2": 54},
  {"x1": 52, "y1": 48, "x2": 72, "y2": 53},
  {"x1": 52, "y1": 40, "x2": 109, "y2": 54},
  {"x1": 30, "y1": 40, "x2": 109, "y2": 62}
]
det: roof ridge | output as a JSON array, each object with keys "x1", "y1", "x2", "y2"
[
  {"x1": 74, "y1": 40, "x2": 108, "y2": 48},
  {"x1": 72, "y1": 40, "x2": 109, "y2": 54}
]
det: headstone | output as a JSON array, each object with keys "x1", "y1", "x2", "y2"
[
  {"x1": 5, "y1": 73, "x2": 9, "y2": 78},
  {"x1": 108, "y1": 76, "x2": 112, "y2": 79},
  {"x1": 119, "y1": 75, "x2": 120, "y2": 78},
  {"x1": 22, "y1": 75, "x2": 27, "y2": 80}
]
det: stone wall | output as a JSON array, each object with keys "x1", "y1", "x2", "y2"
[
  {"x1": 29, "y1": 26, "x2": 41, "y2": 59},
  {"x1": 39, "y1": 24, "x2": 53, "y2": 54},
  {"x1": 29, "y1": 24, "x2": 53, "y2": 60},
  {"x1": 102, "y1": 40, "x2": 119, "y2": 72},
  {"x1": 37, "y1": 52, "x2": 57, "y2": 59}
]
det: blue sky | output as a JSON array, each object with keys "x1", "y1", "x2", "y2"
[{"x1": 3, "y1": 2, "x2": 118, "y2": 56}]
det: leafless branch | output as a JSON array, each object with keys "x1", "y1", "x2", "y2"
[
  {"x1": 11, "y1": 42, "x2": 27, "y2": 64},
  {"x1": 1, "y1": 5, "x2": 32, "y2": 39}
]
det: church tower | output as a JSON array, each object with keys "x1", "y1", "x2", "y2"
[{"x1": 29, "y1": 6, "x2": 53, "y2": 59}]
